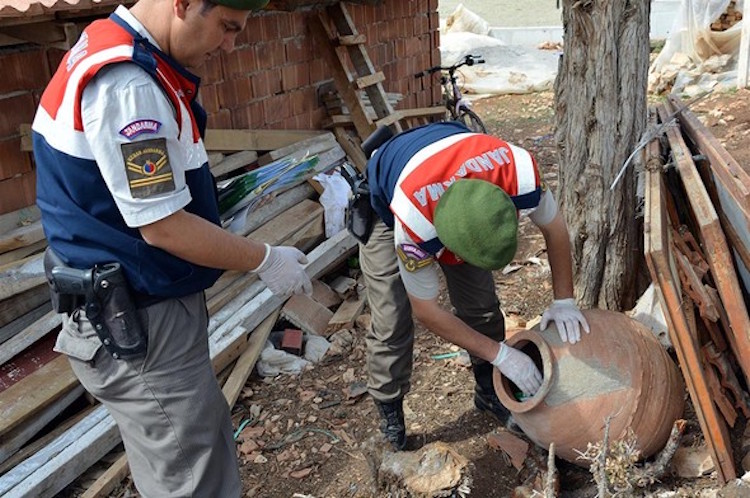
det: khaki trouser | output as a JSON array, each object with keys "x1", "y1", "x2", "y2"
[
  {"x1": 360, "y1": 219, "x2": 505, "y2": 403},
  {"x1": 55, "y1": 293, "x2": 241, "y2": 498}
]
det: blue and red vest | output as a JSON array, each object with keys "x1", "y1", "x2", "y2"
[
  {"x1": 33, "y1": 13, "x2": 222, "y2": 300},
  {"x1": 368, "y1": 121, "x2": 542, "y2": 265}
]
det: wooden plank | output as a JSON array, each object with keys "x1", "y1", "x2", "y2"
[
  {"x1": 210, "y1": 150, "x2": 258, "y2": 178},
  {"x1": 257, "y1": 132, "x2": 337, "y2": 167},
  {"x1": 79, "y1": 452, "x2": 129, "y2": 498},
  {"x1": 0, "y1": 283, "x2": 49, "y2": 331},
  {"x1": 0, "y1": 220, "x2": 44, "y2": 254},
  {"x1": 0, "y1": 206, "x2": 40, "y2": 239},
  {"x1": 206, "y1": 202, "x2": 324, "y2": 314},
  {"x1": 326, "y1": 296, "x2": 367, "y2": 334},
  {"x1": 643, "y1": 148, "x2": 735, "y2": 483},
  {"x1": 0, "y1": 333, "x2": 58, "y2": 393},
  {"x1": 0, "y1": 231, "x2": 358, "y2": 498},
  {"x1": 668, "y1": 95, "x2": 750, "y2": 209},
  {"x1": 0, "y1": 405, "x2": 120, "y2": 498},
  {"x1": 0, "y1": 310, "x2": 60, "y2": 366},
  {"x1": 310, "y1": 279, "x2": 342, "y2": 309},
  {"x1": 355, "y1": 71, "x2": 385, "y2": 89},
  {"x1": 325, "y1": 2, "x2": 399, "y2": 132},
  {"x1": 658, "y1": 103, "x2": 750, "y2": 388},
  {"x1": 281, "y1": 294, "x2": 334, "y2": 336},
  {"x1": 0, "y1": 301, "x2": 51, "y2": 346},
  {"x1": 0, "y1": 239, "x2": 47, "y2": 266},
  {"x1": 0, "y1": 400, "x2": 95, "y2": 477},
  {"x1": 337, "y1": 33, "x2": 365, "y2": 45},
  {"x1": 0, "y1": 253, "x2": 45, "y2": 302},
  {"x1": 204, "y1": 129, "x2": 325, "y2": 152},
  {"x1": 0, "y1": 354, "x2": 78, "y2": 438},
  {"x1": 0, "y1": 385, "x2": 84, "y2": 467},
  {"x1": 310, "y1": 11, "x2": 374, "y2": 140},
  {"x1": 331, "y1": 127, "x2": 366, "y2": 172},
  {"x1": 222, "y1": 308, "x2": 280, "y2": 408}
]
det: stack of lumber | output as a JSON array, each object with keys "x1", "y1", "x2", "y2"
[
  {"x1": 644, "y1": 96, "x2": 750, "y2": 484},
  {"x1": 0, "y1": 129, "x2": 362, "y2": 497}
]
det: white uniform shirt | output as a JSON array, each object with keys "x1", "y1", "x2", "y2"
[{"x1": 80, "y1": 6, "x2": 206, "y2": 228}]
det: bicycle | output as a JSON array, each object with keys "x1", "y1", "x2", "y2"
[{"x1": 415, "y1": 54, "x2": 487, "y2": 133}]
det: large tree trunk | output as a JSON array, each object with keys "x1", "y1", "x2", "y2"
[{"x1": 554, "y1": 0, "x2": 650, "y2": 311}]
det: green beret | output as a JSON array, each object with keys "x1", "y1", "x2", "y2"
[
  {"x1": 434, "y1": 179, "x2": 518, "y2": 270},
  {"x1": 212, "y1": 0, "x2": 268, "y2": 10}
]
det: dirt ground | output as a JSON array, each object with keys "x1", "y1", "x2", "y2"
[{"x1": 60, "y1": 88, "x2": 750, "y2": 498}]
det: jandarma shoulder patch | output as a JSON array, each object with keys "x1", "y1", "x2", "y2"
[
  {"x1": 397, "y1": 244, "x2": 433, "y2": 272},
  {"x1": 121, "y1": 138, "x2": 175, "y2": 199}
]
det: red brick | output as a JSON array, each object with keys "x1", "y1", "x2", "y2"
[
  {"x1": 285, "y1": 38, "x2": 310, "y2": 64},
  {"x1": 262, "y1": 94, "x2": 291, "y2": 125},
  {"x1": 200, "y1": 54, "x2": 224, "y2": 85},
  {"x1": 199, "y1": 84, "x2": 220, "y2": 113},
  {"x1": 0, "y1": 49, "x2": 49, "y2": 95},
  {"x1": 250, "y1": 71, "x2": 271, "y2": 99},
  {"x1": 282, "y1": 62, "x2": 311, "y2": 92},
  {"x1": 222, "y1": 47, "x2": 256, "y2": 79},
  {"x1": 260, "y1": 15, "x2": 280, "y2": 41},
  {"x1": 219, "y1": 78, "x2": 254, "y2": 108},
  {"x1": 207, "y1": 108, "x2": 232, "y2": 129},
  {"x1": 0, "y1": 93, "x2": 36, "y2": 138},
  {"x1": 309, "y1": 59, "x2": 328, "y2": 85},
  {"x1": 276, "y1": 13, "x2": 294, "y2": 38},
  {"x1": 234, "y1": 101, "x2": 265, "y2": 129},
  {"x1": 0, "y1": 171, "x2": 36, "y2": 215},
  {"x1": 241, "y1": 12, "x2": 267, "y2": 44},
  {"x1": 0, "y1": 138, "x2": 32, "y2": 181}
]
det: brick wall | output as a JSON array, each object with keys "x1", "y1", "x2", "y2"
[{"x1": 0, "y1": 0, "x2": 442, "y2": 215}]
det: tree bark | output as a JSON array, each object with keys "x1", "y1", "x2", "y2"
[{"x1": 554, "y1": 0, "x2": 650, "y2": 310}]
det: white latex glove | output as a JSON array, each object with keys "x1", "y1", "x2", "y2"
[
  {"x1": 540, "y1": 298, "x2": 590, "y2": 344},
  {"x1": 253, "y1": 244, "x2": 312, "y2": 296},
  {"x1": 491, "y1": 342, "x2": 543, "y2": 396}
]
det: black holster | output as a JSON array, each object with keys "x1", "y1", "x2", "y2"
[
  {"x1": 44, "y1": 248, "x2": 148, "y2": 360},
  {"x1": 341, "y1": 162, "x2": 375, "y2": 245}
]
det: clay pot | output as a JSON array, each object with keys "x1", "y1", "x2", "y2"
[{"x1": 493, "y1": 309, "x2": 685, "y2": 465}]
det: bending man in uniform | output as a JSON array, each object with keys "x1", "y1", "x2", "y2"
[
  {"x1": 360, "y1": 122, "x2": 590, "y2": 449},
  {"x1": 32, "y1": 0, "x2": 308, "y2": 496}
]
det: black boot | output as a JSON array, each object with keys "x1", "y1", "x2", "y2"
[
  {"x1": 375, "y1": 398, "x2": 407, "y2": 450},
  {"x1": 472, "y1": 361, "x2": 511, "y2": 424}
]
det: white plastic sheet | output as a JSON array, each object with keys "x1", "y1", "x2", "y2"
[{"x1": 650, "y1": 0, "x2": 744, "y2": 94}]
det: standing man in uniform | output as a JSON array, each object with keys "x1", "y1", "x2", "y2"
[
  {"x1": 360, "y1": 122, "x2": 590, "y2": 449},
  {"x1": 32, "y1": 0, "x2": 309, "y2": 496}
]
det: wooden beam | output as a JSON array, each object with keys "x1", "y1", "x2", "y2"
[
  {"x1": 0, "y1": 355, "x2": 78, "y2": 438},
  {"x1": 210, "y1": 150, "x2": 258, "y2": 178},
  {"x1": 0, "y1": 231, "x2": 357, "y2": 498},
  {"x1": 643, "y1": 124, "x2": 735, "y2": 483},
  {"x1": 204, "y1": 129, "x2": 325, "y2": 152},
  {"x1": 257, "y1": 132, "x2": 337, "y2": 166},
  {"x1": 79, "y1": 453, "x2": 129, "y2": 498},
  {"x1": 0, "y1": 310, "x2": 60, "y2": 366},
  {"x1": 0, "y1": 220, "x2": 45, "y2": 255},
  {"x1": 326, "y1": 296, "x2": 366, "y2": 334},
  {"x1": 222, "y1": 308, "x2": 280, "y2": 408},
  {"x1": 658, "y1": 103, "x2": 750, "y2": 388},
  {"x1": 0, "y1": 253, "x2": 45, "y2": 302}
]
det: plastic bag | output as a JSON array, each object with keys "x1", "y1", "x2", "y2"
[{"x1": 313, "y1": 170, "x2": 351, "y2": 238}]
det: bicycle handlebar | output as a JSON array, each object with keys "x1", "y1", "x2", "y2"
[{"x1": 414, "y1": 54, "x2": 485, "y2": 78}]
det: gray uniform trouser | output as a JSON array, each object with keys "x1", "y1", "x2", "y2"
[
  {"x1": 360, "y1": 219, "x2": 505, "y2": 403},
  {"x1": 55, "y1": 292, "x2": 240, "y2": 498}
]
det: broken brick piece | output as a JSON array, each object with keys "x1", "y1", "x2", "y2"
[{"x1": 281, "y1": 328, "x2": 304, "y2": 356}]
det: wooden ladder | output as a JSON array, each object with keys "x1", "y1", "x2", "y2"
[{"x1": 310, "y1": 2, "x2": 402, "y2": 171}]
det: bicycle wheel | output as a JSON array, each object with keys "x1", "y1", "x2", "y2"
[{"x1": 456, "y1": 109, "x2": 487, "y2": 134}]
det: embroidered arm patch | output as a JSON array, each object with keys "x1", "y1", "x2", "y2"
[
  {"x1": 121, "y1": 138, "x2": 175, "y2": 199},
  {"x1": 397, "y1": 244, "x2": 434, "y2": 272}
]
